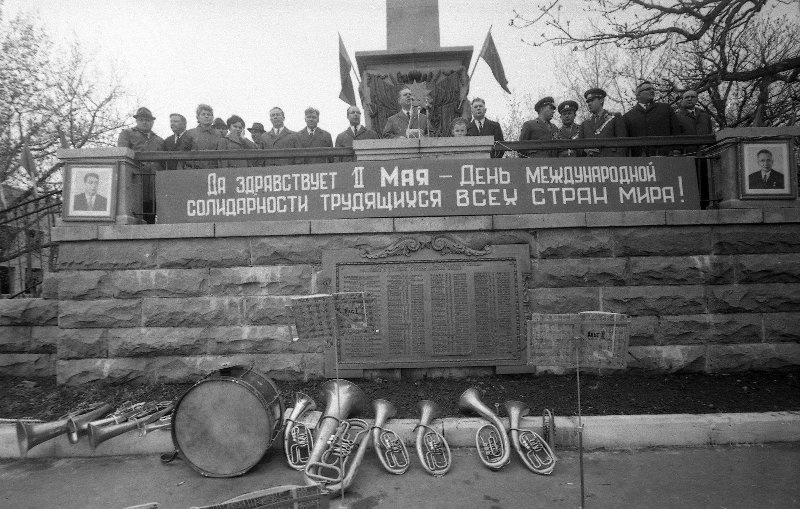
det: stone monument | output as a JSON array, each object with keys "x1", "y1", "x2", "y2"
[{"x1": 355, "y1": 0, "x2": 473, "y2": 135}]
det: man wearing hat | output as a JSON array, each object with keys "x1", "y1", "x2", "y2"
[
  {"x1": 118, "y1": 107, "x2": 164, "y2": 223},
  {"x1": 246, "y1": 122, "x2": 266, "y2": 165},
  {"x1": 578, "y1": 88, "x2": 627, "y2": 157},
  {"x1": 519, "y1": 97, "x2": 558, "y2": 157},
  {"x1": 622, "y1": 81, "x2": 681, "y2": 156},
  {"x1": 335, "y1": 106, "x2": 379, "y2": 162},
  {"x1": 556, "y1": 100, "x2": 581, "y2": 157}
]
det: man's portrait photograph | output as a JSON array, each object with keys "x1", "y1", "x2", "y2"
[
  {"x1": 66, "y1": 166, "x2": 115, "y2": 218},
  {"x1": 741, "y1": 141, "x2": 794, "y2": 198}
]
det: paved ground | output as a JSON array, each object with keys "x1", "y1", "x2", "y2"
[{"x1": 1, "y1": 444, "x2": 798, "y2": 509}]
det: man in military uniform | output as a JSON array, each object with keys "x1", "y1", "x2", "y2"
[
  {"x1": 556, "y1": 100, "x2": 581, "y2": 157},
  {"x1": 519, "y1": 96, "x2": 558, "y2": 157},
  {"x1": 578, "y1": 88, "x2": 627, "y2": 157},
  {"x1": 335, "y1": 106, "x2": 379, "y2": 162}
]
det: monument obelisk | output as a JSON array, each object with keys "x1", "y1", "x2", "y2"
[{"x1": 355, "y1": 0, "x2": 473, "y2": 135}]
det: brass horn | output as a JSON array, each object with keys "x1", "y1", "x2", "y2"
[
  {"x1": 303, "y1": 379, "x2": 368, "y2": 492},
  {"x1": 16, "y1": 402, "x2": 110, "y2": 456},
  {"x1": 506, "y1": 401, "x2": 556, "y2": 475},
  {"x1": 414, "y1": 400, "x2": 451, "y2": 477},
  {"x1": 458, "y1": 387, "x2": 510, "y2": 471},
  {"x1": 371, "y1": 399, "x2": 410, "y2": 475},
  {"x1": 66, "y1": 403, "x2": 113, "y2": 444},
  {"x1": 284, "y1": 392, "x2": 317, "y2": 471},
  {"x1": 88, "y1": 402, "x2": 174, "y2": 449}
]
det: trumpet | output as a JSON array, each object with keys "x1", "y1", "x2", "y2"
[
  {"x1": 16, "y1": 402, "x2": 111, "y2": 456},
  {"x1": 284, "y1": 392, "x2": 317, "y2": 471},
  {"x1": 458, "y1": 387, "x2": 510, "y2": 471},
  {"x1": 414, "y1": 400, "x2": 451, "y2": 476},
  {"x1": 65, "y1": 403, "x2": 114, "y2": 444},
  {"x1": 371, "y1": 399, "x2": 409, "y2": 475},
  {"x1": 506, "y1": 401, "x2": 556, "y2": 475},
  {"x1": 88, "y1": 401, "x2": 174, "y2": 449},
  {"x1": 303, "y1": 379, "x2": 368, "y2": 493}
]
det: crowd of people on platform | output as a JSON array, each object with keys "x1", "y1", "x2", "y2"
[{"x1": 118, "y1": 81, "x2": 714, "y2": 167}]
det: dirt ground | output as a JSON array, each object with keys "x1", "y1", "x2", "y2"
[{"x1": 3, "y1": 368, "x2": 799, "y2": 420}]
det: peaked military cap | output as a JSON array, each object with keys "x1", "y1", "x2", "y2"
[
  {"x1": 583, "y1": 88, "x2": 607, "y2": 100},
  {"x1": 247, "y1": 122, "x2": 266, "y2": 133},
  {"x1": 133, "y1": 107, "x2": 155, "y2": 120},
  {"x1": 558, "y1": 100, "x2": 579, "y2": 114},
  {"x1": 213, "y1": 118, "x2": 227, "y2": 129},
  {"x1": 534, "y1": 96, "x2": 556, "y2": 113}
]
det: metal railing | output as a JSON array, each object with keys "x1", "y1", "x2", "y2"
[{"x1": 0, "y1": 190, "x2": 62, "y2": 298}]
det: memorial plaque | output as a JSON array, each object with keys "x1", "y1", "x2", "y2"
[{"x1": 320, "y1": 237, "x2": 530, "y2": 375}]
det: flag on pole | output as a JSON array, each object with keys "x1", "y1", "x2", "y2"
[
  {"x1": 477, "y1": 29, "x2": 511, "y2": 94},
  {"x1": 20, "y1": 141, "x2": 39, "y2": 198},
  {"x1": 338, "y1": 33, "x2": 357, "y2": 106}
]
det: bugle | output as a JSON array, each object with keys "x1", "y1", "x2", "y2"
[
  {"x1": 414, "y1": 400, "x2": 451, "y2": 476},
  {"x1": 66, "y1": 403, "x2": 113, "y2": 444},
  {"x1": 16, "y1": 402, "x2": 110, "y2": 456},
  {"x1": 458, "y1": 387, "x2": 510, "y2": 471},
  {"x1": 506, "y1": 401, "x2": 556, "y2": 475},
  {"x1": 303, "y1": 379, "x2": 368, "y2": 492},
  {"x1": 371, "y1": 399, "x2": 409, "y2": 475},
  {"x1": 283, "y1": 392, "x2": 317, "y2": 471},
  {"x1": 88, "y1": 401, "x2": 174, "y2": 449}
]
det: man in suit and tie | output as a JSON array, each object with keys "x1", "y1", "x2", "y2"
[
  {"x1": 162, "y1": 113, "x2": 192, "y2": 170},
  {"x1": 382, "y1": 87, "x2": 433, "y2": 139},
  {"x1": 258, "y1": 107, "x2": 297, "y2": 165},
  {"x1": 335, "y1": 106, "x2": 379, "y2": 161},
  {"x1": 748, "y1": 149, "x2": 785, "y2": 190},
  {"x1": 293, "y1": 107, "x2": 334, "y2": 164},
  {"x1": 466, "y1": 97, "x2": 504, "y2": 158},
  {"x1": 73, "y1": 172, "x2": 108, "y2": 212}
]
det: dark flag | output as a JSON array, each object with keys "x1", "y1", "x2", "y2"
[
  {"x1": 21, "y1": 141, "x2": 39, "y2": 198},
  {"x1": 338, "y1": 33, "x2": 357, "y2": 106},
  {"x1": 478, "y1": 29, "x2": 510, "y2": 94}
]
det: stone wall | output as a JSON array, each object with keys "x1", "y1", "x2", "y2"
[{"x1": 1, "y1": 208, "x2": 798, "y2": 384}]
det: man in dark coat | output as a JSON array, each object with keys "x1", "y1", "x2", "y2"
[
  {"x1": 555, "y1": 100, "x2": 581, "y2": 157},
  {"x1": 748, "y1": 149, "x2": 785, "y2": 190},
  {"x1": 578, "y1": 88, "x2": 628, "y2": 157},
  {"x1": 466, "y1": 97, "x2": 505, "y2": 158},
  {"x1": 382, "y1": 87, "x2": 433, "y2": 139},
  {"x1": 258, "y1": 107, "x2": 297, "y2": 166},
  {"x1": 163, "y1": 113, "x2": 192, "y2": 170},
  {"x1": 675, "y1": 89, "x2": 714, "y2": 155},
  {"x1": 622, "y1": 81, "x2": 681, "y2": 156},
  {"x1": 117, "y1": 107, "x2": 163, "y2": 221},
  {"x1": 335, "y1": 106, "x2": 379, "y2": 161},
  {"x1": 293, "y1": 107, "x2": 333, "y2": 164},
  {"x1": 519, "y1": 96, "x2": 558, "y2": 157}
]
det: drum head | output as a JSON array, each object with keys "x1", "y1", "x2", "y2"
[{"x1": 173, "y1": 378, "x2": 274, "y2": 477}]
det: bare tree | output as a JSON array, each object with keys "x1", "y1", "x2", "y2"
[{"x1": 0, "y1": 9, "x2": 130, "y2": 206}]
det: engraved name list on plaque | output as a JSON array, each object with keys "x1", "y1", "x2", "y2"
[{"x1": 320, "y1": 237, "x2": 531, "y2": 375}]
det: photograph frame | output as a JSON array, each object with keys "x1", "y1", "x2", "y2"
[
  {"x1": 738, "y1": 138, "x2": 797, "y2": 200},
  {"x1": 63, "y1": 164, "x2": 118, "y2": 221}
]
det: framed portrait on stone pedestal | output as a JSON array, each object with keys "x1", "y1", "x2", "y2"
[
  {"x1": 738, "y1": 139, "x2": 797, "y2": 200},
  {"x1": 63, "y1": 165, "x2": 117, "y2": 221}
]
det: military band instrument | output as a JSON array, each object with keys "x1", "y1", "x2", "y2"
[
  {"x1": 283, "y1": 392, "x2": 317, "y2": 471},
  {"x1": 16, "y1": 402, "x2": 111, "y2": 456},
  {"x1": 303, "y1": 379, "x2": 368, "y2": 492},
  {"x1": 543, "y1": 408, "x2": 556, "y2": 453},
  {"x1": 505, "y1": 401, "x2": 556, "y2": 475},
  {"x1": 458, "y1": 387, "x2": 510, "y2": 471},
  {"x1": 371, "y1": 399, "x2": 410, "y2": 475},
  {"x1": 414, "y1": 399, "x2": 451, "y2": 476},
  {"x1": 89, "y1": 401, "x2": 174, "y2": 448},
  {"x1": 65, "y1": 402, "x2": 113, "y2": 444}
]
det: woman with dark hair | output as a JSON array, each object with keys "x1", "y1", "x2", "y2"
[{"x1": 216, "y1": 115, "x2": 255, "y2": 168}]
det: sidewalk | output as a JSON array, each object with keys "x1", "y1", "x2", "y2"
[{"x1": 2, "y1": 444, "x2": 799, "y2": 508}]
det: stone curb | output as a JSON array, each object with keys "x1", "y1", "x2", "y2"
[{"x1": 3, "y1": 411, "x2": 799, "y2": 459}]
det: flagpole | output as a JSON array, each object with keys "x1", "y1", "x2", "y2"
[{"x1": 469, "y1": 25, "x2": 492, "y2": 81}]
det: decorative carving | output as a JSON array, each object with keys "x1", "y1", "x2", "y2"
[{"x1": 363, "y1": 235, "x2": 491, "y2": 259}]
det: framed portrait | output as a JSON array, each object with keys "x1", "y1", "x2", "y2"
[
  {"x1": 63, "y1": 165, "x2": 117, "y2": 221},
  {"x1": 739, "y1": 139, "x2": 797, "y2": 199}
]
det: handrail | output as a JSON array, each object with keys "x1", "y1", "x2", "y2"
[
  {"x1": 137, "y1": 147, "x2": 354, "y2": 163},
  {"x1": 505, "y1": 135, "x2": 716, "y2": 151}
]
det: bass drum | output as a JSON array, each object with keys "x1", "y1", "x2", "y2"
[{"x1": 171, "y1": 366, "x2": 284, "y2": 477}]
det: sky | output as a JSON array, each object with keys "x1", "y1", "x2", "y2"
[{"x1": 4, "y1": 0, "x2": 568, "y2": 138}]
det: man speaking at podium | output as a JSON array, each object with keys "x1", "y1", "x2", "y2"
[{"x1": 382, "y1": 87, "x2": 434, "y2": 139}]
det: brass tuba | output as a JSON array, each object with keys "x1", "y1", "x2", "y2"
[
  {"x1": 88, "y1": 401, "x2": 174, "y2": 449},
  {"x1": 16, "y1": 402, "x2": 111, "y2": 456},
  {"x1": 371, "y1": 399, "x2": 410, "y2": 475},
  {"x1": 458, "y1": 387, "x2": 510, "y2": 471},
  {"x1": 506, "y1": 401, "x2": 556, "y2": 475},
  {"x1": 414, "y1": 400, "x2": 451, "y2": 476},
  {"x1": 283, "y1": 392, "x2": 317, "y2": 471},
  {"x1": 303, "y1": 379, "x2": 369, "y2": 493}
]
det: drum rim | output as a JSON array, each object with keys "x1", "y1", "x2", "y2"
[{"x1": 171, "y1": 373, "x2": 283, "y2": 478}]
